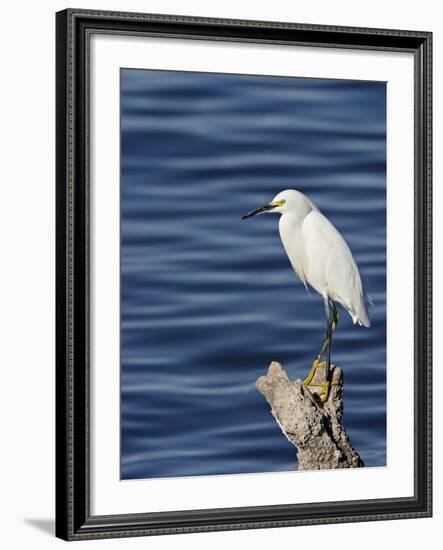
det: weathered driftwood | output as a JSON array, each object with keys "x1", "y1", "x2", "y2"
[{"x1": 256, "y1": 361, "x2": 363, "y2": 470}]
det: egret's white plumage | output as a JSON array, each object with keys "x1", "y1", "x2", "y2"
[
  {"x1": 242, "y1": 188, "x2": 371, "y2": 401},
  {"x1": 243, "y1": 189, "x2": 371, "y2": 328},
  {"x1": 278, "y1": 190, "x2": 370, "y2": 327}
]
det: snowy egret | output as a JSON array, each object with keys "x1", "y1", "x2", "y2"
[{"x1": 242, "y1": 189, "x2": 371, "y2": 402}]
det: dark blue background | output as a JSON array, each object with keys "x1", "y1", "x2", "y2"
[{"x1": 120, "y1": 68, "x2": 386, "y2": 480}]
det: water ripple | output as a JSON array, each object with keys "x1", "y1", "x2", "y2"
[{"x1": 121, "y1": 68, "x2": 386, "y2": 479}]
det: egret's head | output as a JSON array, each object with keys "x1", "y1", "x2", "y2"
[{"x1": 242, "y1": 189, "x2": 313, "y2": 219}]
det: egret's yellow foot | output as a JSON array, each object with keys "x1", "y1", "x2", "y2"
[
  {"x1": 303, "y1": 361, "x2": 339, "y2": 403},
  {"x1": 315, "y1": 381, "x2": 331, "y2": 403},
  {"x1": 303, "y1": 358, "x2": 323, "y2": 386}
]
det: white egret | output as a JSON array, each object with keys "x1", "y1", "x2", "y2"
[{"x1": 242, "y1": 189, "x2": 371, "y2": 402}]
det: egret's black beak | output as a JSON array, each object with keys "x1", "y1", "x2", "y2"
[{"x1": 241, "y1": 204, "x2": 275, "y2": 220}]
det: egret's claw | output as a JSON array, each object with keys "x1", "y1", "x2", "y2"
[
  {"x1": 303, "y1": 358, "x2": 323, "y2": 386},
  {"x1": 315, "y1": 381, "x2": 331, "y2": 403},
  {"x1": 303, "y1": 362, "x2": 339, "y2": 403}
]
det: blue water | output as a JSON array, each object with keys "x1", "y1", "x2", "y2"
[{"x1": 120, "y1": 68, "x2": 386, "y2": 480}]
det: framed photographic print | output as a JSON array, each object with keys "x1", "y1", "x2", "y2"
[{"x1": 55, "y1": 8, "x2": 432, "y2": 541}]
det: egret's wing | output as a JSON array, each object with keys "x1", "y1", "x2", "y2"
[{"x1": 302, "y1": 211, "x2": 370, "y2": 326}]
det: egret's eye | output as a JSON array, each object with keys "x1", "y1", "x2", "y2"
[{"x1": 271, "y1": 199, "x2": 286, "y2": 207}]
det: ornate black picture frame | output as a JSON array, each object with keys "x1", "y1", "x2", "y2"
[{"x1": 56, "y1": 8, "x2": 432, "y2": 541}]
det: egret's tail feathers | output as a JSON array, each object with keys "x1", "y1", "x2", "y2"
[
  {"x1": 359, "y1": 292, "x2": 373, "y2": 327},
  {"x1": 350, "y1": 305, "x2": 371, "y2": 328},
  {"x1": 358, "y1": 314, "x2": 371, "y2": 328}
]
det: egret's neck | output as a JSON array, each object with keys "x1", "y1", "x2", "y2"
[
  {"x1": 278, "y1": 211, "x2": 299, "y2": 243},
  {"x1": 279, "y1": 210, "x2": 302, "y2": 229}
]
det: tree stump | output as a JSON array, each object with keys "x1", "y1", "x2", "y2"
[{"x1": 256, "y1": 361, "x2": 363, "y2": 470}]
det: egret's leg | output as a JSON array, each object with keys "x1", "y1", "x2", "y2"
[
  {"x1": 304, "y1": 298, "x2": 332, "y2": 387},
  {"x1": 314, "y1": 335, "x2": 329, "y2": 364},
  {"x1": 321, "y1": 302, "x2": 339, "y2": 401},
  {"x1": 323, "y1": 298, "x2": 333, "y2": 383},
  {"x1": 326, "y1": 324, "x2": 332, "y2": 381},
  {"x1": 326, "y1": 302, "x2": 339, "y2": 376},
  {"x1": 313, "y1": 298, "x2": 332, "y2": 363},
  {"x1": 332, "y1": 301, "x2": 339, "y2": 331},
  {"x1": 304, "y1": 301, "x2": 339, "y2": 402},
  {"x1": 326, "y1": 301, "x2": 339, "y2": 358}
]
